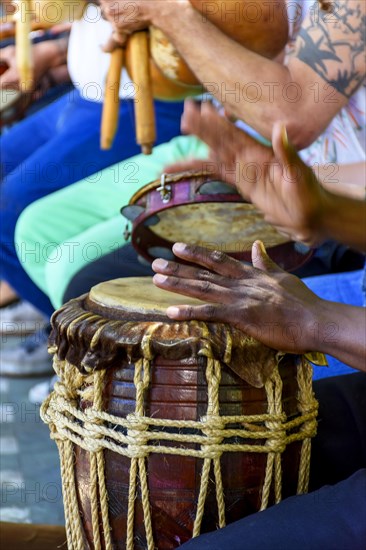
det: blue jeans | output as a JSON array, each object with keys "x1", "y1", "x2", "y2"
[
  {"x1": 304, "y1": 268, "x2": 365, "y2": 379},
  {"x1": 0, "y1": 90, "x2": 183, "y2": 313}
]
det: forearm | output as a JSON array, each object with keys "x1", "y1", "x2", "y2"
[
  {"x1": 318, "y1": 162, "x2": 366, "y2": 199},
  {"x1": 150, "y1": 3, "x2": 299, "y2": 141},
  {"x1": 308, "y1": 301, "x2": 366, "y2": 372}
]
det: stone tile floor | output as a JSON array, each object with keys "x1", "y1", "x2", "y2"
[{"x1": 0, "y1": 335, "x2": 64, "y2": 526}]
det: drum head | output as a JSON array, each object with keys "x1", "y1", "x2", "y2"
[
  {"x1": 145, "y1": 201, "x2": 289, "y2": 253},
  {"x1": 88, "y1": 277, "x2": 204, "y2": 321}
]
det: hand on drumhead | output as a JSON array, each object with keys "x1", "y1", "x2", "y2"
[
  {"x1": 258, "y1": 122, "x2": 327, "y2": 246},
  {"x1": 152, "y1": 241, "x2": 323, "y2": 354}
]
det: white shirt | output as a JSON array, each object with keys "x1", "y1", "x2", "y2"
[{"x1": 67, "y1": 4, "x2": 134, "y2": 102}]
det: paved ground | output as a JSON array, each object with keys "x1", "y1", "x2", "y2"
[{"x1": 0, "y1": 335, "x2": 65, "y2": 526}]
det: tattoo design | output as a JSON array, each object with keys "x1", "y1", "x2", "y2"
[{"x1": 296, "y1": 0, "x2": 366, "y2": 98}]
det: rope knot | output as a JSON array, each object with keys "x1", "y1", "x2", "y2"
[
  {"x1": 53, "y1": 380, "x2": 77, "y2": 403},
  {"x1": 126, "y1": 413, "x2": 149, "y2": 458},
  {"x1": 200, "y1": 415, "x2": 225, "y2": 450},
  {"x1": 264, "y1": 437, "x2": 286, "y2": 453}
]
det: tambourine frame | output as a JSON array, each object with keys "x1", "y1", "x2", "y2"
[{"x1": 122, "y1": 171, "x2": 313, "y2": 272}]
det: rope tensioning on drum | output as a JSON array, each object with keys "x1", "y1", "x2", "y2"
[{"x1": 41, "y1": 345, "x2": 318, "y2": 550}]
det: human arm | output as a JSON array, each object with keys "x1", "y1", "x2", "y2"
[
  {"x1": 167, "y1": 101, "x2": 366, "y2": 250},
  {"x1": 101, "y1": 0, "x2": 366, "y2": 148},
  {"x1": 152, "y1": 242, "x2": 366, "y2": 371},
  {"x1": 0, "y1": 33, "x2": 69, "y2": 89}
]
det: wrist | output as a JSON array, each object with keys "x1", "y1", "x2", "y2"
[
  {"x1": 303, "y1": 298, "x2": 339, "y2": 356},
  {"x1": 315, "y1": 187, "x2": 339, "y2": 243}
]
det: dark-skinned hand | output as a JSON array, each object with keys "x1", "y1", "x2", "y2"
[{"x1": 152, "y1": 241, "x2": 326, "y2": 353}]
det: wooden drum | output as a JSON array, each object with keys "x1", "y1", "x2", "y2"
[{"x1": 42, "y1": 278, "x2": 319, "y2": 549}]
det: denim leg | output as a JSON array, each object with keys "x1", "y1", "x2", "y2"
[
  {"x1": 1, "y1": 95, "x2": 183, "y2": 315},
  {"x1": 303, "y1": 269, "x2": 365, "y2": 379}
]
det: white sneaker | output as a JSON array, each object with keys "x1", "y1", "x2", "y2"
[
  {"x1": 0, "y1": 301, "x2": 47, "y2": 335},
  {"x1": 0, "y1": 326, "x2": 54, "y2": 377}
]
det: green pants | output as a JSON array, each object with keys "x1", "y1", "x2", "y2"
[{"x1": 15, "y1": 135, "x2": 208, "y2": 310}]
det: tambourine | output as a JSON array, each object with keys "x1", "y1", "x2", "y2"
[{"x1": 121, "y1": 171, "x2": 312, "y2": 271}]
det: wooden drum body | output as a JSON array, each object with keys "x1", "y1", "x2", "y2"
[{"x1": 42, "y1": 278, "x2": 319, "y2": 549}]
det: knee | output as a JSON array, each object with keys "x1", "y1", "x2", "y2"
[{"x1": 15, "y1": 196, "x2": 51, "y2": 245}]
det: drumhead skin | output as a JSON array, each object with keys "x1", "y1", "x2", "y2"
[
  {"x1": 89, "y1": 277, "x2": 204, "y2": 319},
  {"x1": 149, "y1": 202, "x2": 289, "y2": 248}
]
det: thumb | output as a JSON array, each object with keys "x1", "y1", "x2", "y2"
[
  {"x1": 272, "y1": 121, "x2": 302, "y2": 171},
  {"x1": 251, "y1": 240, "x2": 282, "y2": 273},
  {"x1": 272, "y1": 121, "x2": 319, "y2": 190},
  {"x1": 181, "y1": 99, "x2": 200, "y2": 134}
]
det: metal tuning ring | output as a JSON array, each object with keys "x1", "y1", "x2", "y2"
[{"x1": 156, "y1": 173, "x2": 172, "y2": 204}]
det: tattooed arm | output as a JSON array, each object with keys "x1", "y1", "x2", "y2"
[
  {"x1": 285, "y1": 0, "x2": 366, "y2": 147},
  {"x1": 102, "y1": 0, "x2": 365, "y2": 148}
]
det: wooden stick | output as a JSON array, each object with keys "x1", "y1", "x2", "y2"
[
  {"x1": 100, "y1": 47, "x2": 124, "y2": 150},
  {"x1": 15, "y1": 0, "x2": 34, "y2": 92},
  {"x1": 129, "y1": 30, "x2": 156, "y2": 155}
]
